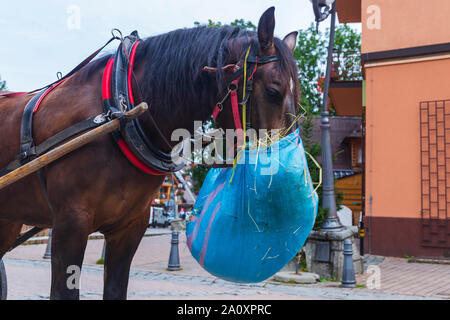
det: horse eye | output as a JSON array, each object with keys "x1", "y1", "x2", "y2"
[{"x1": 265, "y1": 87, "x2": 282, "y2": 101}]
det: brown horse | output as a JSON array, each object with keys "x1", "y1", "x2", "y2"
[{"x1": 0, "y1": 7, "x2": 300, "y2": 299}]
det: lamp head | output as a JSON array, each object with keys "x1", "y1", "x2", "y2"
[{"x1": 310, "y1": 0, "x2": 335, "y2": 23}]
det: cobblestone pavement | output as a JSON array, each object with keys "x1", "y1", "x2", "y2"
[
  {"x1": 356, "y1": 256, "x2": 450, "y2": 299},
  {"x1": 3, "y1": 229, "x2": 449, "y2": 300}
]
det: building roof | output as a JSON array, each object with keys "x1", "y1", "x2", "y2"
[
  {"x1": 334, "y1": 169, "x2": 361, "y2": 180},
  {"x1": 344, "y1": 126, "x2": 362, "y2": 140},
  {"x1": 301, "y1": 116, "x2": 362, "y2": 170},
  {"x1": 336, "y1": 0, "x2": 362, "y2": 23}
]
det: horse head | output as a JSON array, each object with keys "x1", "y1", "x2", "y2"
[{"x1": 204, "y1": 7, "x2": 300, "y2": 147}]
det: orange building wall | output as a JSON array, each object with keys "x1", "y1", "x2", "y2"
[
  {"x1": 365, "y1": 57, "x2": 450, "y2": 220},
  {"x1": 361, "y1": 0, "x2": 450, "y2": 53}
]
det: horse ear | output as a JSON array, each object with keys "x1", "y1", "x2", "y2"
[
  {"x1": 258, "y1": 7, "x2": 276, "y2": 55},
  {"x1": 283, "y1": 31, "x2": 298, "y2": 53}
]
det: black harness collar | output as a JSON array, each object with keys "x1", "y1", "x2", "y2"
[{"x1": 103, "y1": 31, "x2": 185, "y2": 174}]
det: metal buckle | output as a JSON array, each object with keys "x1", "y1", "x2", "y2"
[
  {"x1": 119, "y1": 94, "x2": 128, "y2": 111},
  {"x1": 93, "y1": 114, "x2": 108, "y2": 124}
]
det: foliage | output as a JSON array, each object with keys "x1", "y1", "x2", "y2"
[
  {"x1": 333, "y1": 24, "x2": 363, "y2": 81},
  {"x1": 299, "y1": 108, "x2": 326, "y2": 230},
  {"x1": 319, "y1": 275, "x2": 341, "y2": 283},
  {"x1": 189, "y1": 164, "x2": 210, "y2": 193},
  {"x1": 294, "y1": 23, "x2": 361, "y2": 114},
  {"x1": 230, "y1": 19, "x2": 256, "y2": 31},
  {"x1": 296, "y1": 250, "x2": 309, "y2": 273},
  {"x1": 194, "y1": 19, "x2": 256, "y2": 31},
  {"x1": 300, "y1": 110, "x2": 345, "y2": 230},
  {"x1": 0, "y1": 75, "x2": 6, "y2": 91},
  {"x1": 334, "y1": 24, "x2": 362, "y2": 53},
  {"x1": 294, "y1": 24, "x2": 327, "y2": 114},
  {"x1": 296, "y1": 23, "x2": 360, "y2": 229}
]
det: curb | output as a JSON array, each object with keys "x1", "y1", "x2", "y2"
[
  {"x1": 408, "y1": 258, "x2": 450, "y2": 265},
  {"x1": 272, "y1": 271, "x2": 320, "y2": 284},
  {"x1": 21, "y1": 229, "x2": 173, "y2": 246}
]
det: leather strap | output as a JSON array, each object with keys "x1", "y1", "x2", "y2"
[
  {"x1": 105, "y1": 31, "x2": 185, "y2": 174},
  {"x1": 246, "y1": 55, "x2": 278, "y2": 64},
  {"x1": 19, "y1": 90, "x2": 46, "y2": 160},
  {"x1": 0, "y1": 114, "x2": 107, "y2": 178},
  {"x1": 9, "y1": 227, "x2": 44, "y2": 252},
  {"x1": 229, "y1": 79, "x2": 242, "y2": 131}
]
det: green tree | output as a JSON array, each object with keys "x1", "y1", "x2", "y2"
[
  {"x1": 294, "y1": 23, "x2": 361, "y2": 114},
  {"x1": 0, "y1": 75, "x2": 6, "y2": 91},
  {"x1": 194, "y1": 19, "x2": 256, "y2": 30},
  {"x1": 299, "y1": 108, "x2": 327, "y2": 230},
  {"x1": 230, "y1": 19, "x2": 256, "y2": 31},
  {"x1": 296, "y1": 24, "x2": 360, "y2": 229},
  {"x1": 294, "y1": 24, "x2": 328, "y2": 114}
]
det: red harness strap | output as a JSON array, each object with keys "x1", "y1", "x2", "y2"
[
  {"x1": 33, "y1": 79, "x2": 66, "y2": 114},
  {"x1": 102, "y1": 42, "x2": 166, "y2": 176},
  {"x1": 211, "y1": 60, "x2": 257, "y2": 130},
  {"x1": 102, "y1": 58, "x2": 115, "y2": 101},
  {"x1": 229, "y1": 80, "x2": 242, "y2": 131},
  {"x1": 116, "y1": 140, "x2": 167, "y2": 175},
  {"x1": 0, "y1": 79, "x2": 65, "y2": 113},
  {"x1": 127, "y1": 42, "x2": 140, "y2": 105},
  {"x1": 212, "y1": 78, "x2": 242, "y2": 131},
  {"x1": 0, "y1": 92, "x2": 27, "y2": 98}
]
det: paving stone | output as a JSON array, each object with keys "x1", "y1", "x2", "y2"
[{"x1": 3, "y1": 232, "x2": 450, "y2": 300}]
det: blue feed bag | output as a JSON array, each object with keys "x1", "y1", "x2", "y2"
[{"x1": 186, "y1": 129, "x2": 318, "y2": 283}]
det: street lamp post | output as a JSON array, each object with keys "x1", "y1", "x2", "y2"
[
  {"x1": 167, "y1": 175, "x2": 182, "y2": 271},
  {"x1": 311, "y1": 0, "x2": 344, "y2": 231},
  {"x1": 304, "y1": 2, "x2": 363, "y2": 280}
]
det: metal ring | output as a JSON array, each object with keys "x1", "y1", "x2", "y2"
[{"x1": 111, "y1": 28, "x2": 123, "y2": 40}]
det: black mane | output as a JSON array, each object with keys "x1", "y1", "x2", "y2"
[
  {"x1": 135, "y1": 26, "x2": 254, "y2": 120},
  {"x1": 78, "y1": 25, "x2": 299, "y2": 121}
]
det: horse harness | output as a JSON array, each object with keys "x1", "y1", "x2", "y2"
[{"x1": 1, "y1": 31, "x2": 187, "y2": 181}]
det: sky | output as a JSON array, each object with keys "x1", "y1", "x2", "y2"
[{"x1": 0, "y1": 0, "x2": 359, "y2": 91}]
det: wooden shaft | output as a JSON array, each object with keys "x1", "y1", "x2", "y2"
[{"x1": 0, "y1": 103, "x2": 148, "y2": 191}]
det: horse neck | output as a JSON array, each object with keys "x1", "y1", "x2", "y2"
[
  {"x1": 132, "y1": 59, "x2": 219, "y2": 153},
  {"x1": 129, "y1": 29, "x2": 249, "y2": 152}
]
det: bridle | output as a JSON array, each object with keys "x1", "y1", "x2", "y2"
[{"x1": 207, "y1": 44, "x2": 279, "y2": 148}]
